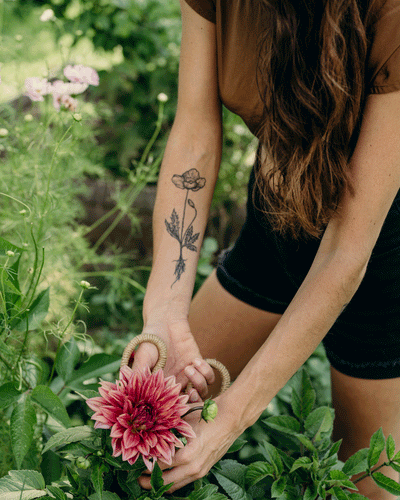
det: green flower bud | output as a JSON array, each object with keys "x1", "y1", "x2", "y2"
[
  {"x1": 76, "y1": 456, "x2": 91, "y2": 469},
  {"x1": 80, "y1": 280, "x2": 91, "y2": 289},
  {"x1": 6, "y1": 250, "x2": 15, "y2": 257},
  {"x1": 96, "y1": 450, "x2": 103, "y2": 456},
  {"x1": 201, "y1": 399, "x2": 218, "y2": 422}
]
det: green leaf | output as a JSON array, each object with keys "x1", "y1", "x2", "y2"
[
  {"x1": 294, "y1": 433, "x2": 317, "y2": 453},
  {"x1": 71, "y1": 389, "x2": 100, "y2": 401},
  {"x1": 0, "y1": 237, "x2": 23, "y2": 256},
  {"x1": 260, "y1": 441, "x2": 283, "y2": 476},
  {"x1": 54, "y1": 337, "x2": 81, "y2": 384},
  {"x1": 291, "y1": 368, "x2": 316, "y2": 421},
  {"x1": 0, "y1": 382, "x2": 21, "y2": 410},
  {"x1": 342, "y1": 448, "x2": 369, "y2": 476},
  {"x1": 305, "y1": 407, "x2": 334, "y2": 442},
  {"x1": 271, "y1": 476, "x2": 286, "y2": 498},
  {"x1": 31, "y1": 385, "x2": 70, "y2": 428},
  {"x1": 0, "y1": 470, "x2": 46, "y2": 499},
  {"x1": 150, "y1": 462, "x2": 164, "y2": 493},
  {"x1": 67, "y1": 354, "x2": 121, "y2": 390},
  {"x1": 386, "y1": 434, "x2": 395, "y2": 461},
  {"x1": 263, "y1": 415, "x2": 300, "y2": 436},
  {"x1": 347, "y1": 494, "x2": 370, "y2": 500},
  {"x1": 368, "y1": 428, "x2": 385, "y2": 468},
  {"x1": 227, "y1": 437, "x2": 247, "y2": 454},
  {"x1": 213, "y1": 460, "x2": 249, "y2": 500},
  {"x1": 304, "y1": 484, "x2": 318, "y2": 500},
  {"x1": 41, "y1": 425, "x2": 96, "y2": 454},
  {"x1": 10, "y1": 393, "x2": 37, "y2": 469},
  {"x1": 289, "y1": 456, "x2": 312, "y2": 473},
  {"x1": 91, "y1": 463, "x2": 107, "y2": 500},
  {"x1": 328, "y1": 470, "x2": 357, "y2": 489},
  {"x1": 246, "y1": 461, "x2": 275, "y2": 486},
  {"x1": 46, "y1": 485, "x2": 67, "y2": 500},
  {"x1": 372, "y1": 471, "x2": 400, "y2": 495},
  {"x1": 329, "y1": 486, "x2": 349, "y2": 500},
  {"x1": 88, "y1": 493, "x2": 122, "y2": 500},
  {"x1": 14, "y1": 288, "x2": 50, "y2": 331},
  {"x1": 188, "y1": 484, "x2": 228, "y2": 500}
]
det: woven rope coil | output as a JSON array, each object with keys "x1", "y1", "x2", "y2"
[{"x1": 121, "y1": 333, "x2": 230, "y2": 396}]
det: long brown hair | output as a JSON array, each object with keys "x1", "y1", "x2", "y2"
[{"x1": 255, "y1": 0, "x2": 369, "y2": 239}]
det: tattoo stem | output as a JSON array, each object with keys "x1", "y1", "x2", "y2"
[{"x1": 180, "y1": 189, "x2": 189, "y2": 242}]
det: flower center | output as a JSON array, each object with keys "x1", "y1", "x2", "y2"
[{"x1": 130, "y1": 403, "x2": 156, "y2": 432}]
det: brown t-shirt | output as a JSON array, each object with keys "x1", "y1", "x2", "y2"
[{"x1": 183, "y1": 0, "x2": 400, "y2": 138}]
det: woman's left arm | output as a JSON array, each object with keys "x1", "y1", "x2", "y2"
[{"x1": 139, "y1": 91, "x2": 400, "y2": 492}]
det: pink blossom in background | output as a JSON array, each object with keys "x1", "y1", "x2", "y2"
[
  {"x1": 64, "y1": 64, "x2": 99, "y2": 86},
  {"x1": 51, "y1": 79, "x2": 88, "y2": 96},
  {"x1": 86, "y1": 366, "x2": 196, "y2": 471},
  {"x1": 25, "y1": 77, "x2": 52, "y2": 101},
  {"x1": 53, "y1": 94, "x2": 78, "y2": 112}
]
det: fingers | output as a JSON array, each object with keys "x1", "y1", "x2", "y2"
[
  {"x1": 184, "y1": 358, "x2": 215, "y2": 400},
  {"x1": 130, "y1": 343, "x2": 159, "y2": 372}
]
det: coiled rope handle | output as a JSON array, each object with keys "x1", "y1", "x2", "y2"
[{"x1": 121, "y1": 333, "x2": 231, "y2": 396}]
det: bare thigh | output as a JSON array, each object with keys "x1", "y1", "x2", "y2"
[
  {"x1": 331, "y1": 367, "x2": 400, "y2": 499},
  {"x1": 189, "y1": 270, "x2": 282, "y2": 381}
]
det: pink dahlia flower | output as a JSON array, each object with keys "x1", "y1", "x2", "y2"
[
  {"x1": 86, "y1": 366, "x2": 196, "y2": 471},
  {"x1": 64, "y1": 64, "x2": 99, "y2": 86}
]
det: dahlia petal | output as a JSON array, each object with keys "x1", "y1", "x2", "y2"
[
  {"x1": 86, "y1": 397, "x2": 105, "y2": 411},
  {"x1": 123, "y1": 428, "x2": 140, "y2": 449},
  {"x1": 110, "y1": 423, "x2": 125, "y2": 438},
  {"x1": 117, "y1": 413, "x2": 132, "y2": 428},
  {"x1": 137, "y1": 441, "x2": 150, "y2": 456},
  {"x1": 155, "y1": 438, "x2": 174, "y2": 463},
  {"x1": 94, "y1": 420, "x2": 111, "y2": 429},
  {"x1": 111, "y1": 438, "x2": 122, "y2": 457},
  {"x1": 177, "y1": 421, "x2": 197, "y2": 439},
  {"x1": 143, "y1": 455, "x2": 154, "y2": 472},
  {"x1": 127, "y1": 451, "x2": 140, "y2": 465}
]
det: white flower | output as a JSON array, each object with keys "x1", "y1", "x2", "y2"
[
  {"x1": 157, "y1": 92, "x2": 168, "y2": 103},
  {"x1": 80, "y1": 280, "x2": 91, "y2": 289},
  {"x1": 0, "y1": 128, "x2": 8, "y2": 137},
  {"x1": 40, "y1": 9, "x2": 55, "y2": 22},
  {"x1": 6, "y1": 250, "x2": 15, "y2": 257},
  {"x1": 24, "y1": 114, "x2": 33, "y2": 122},
  {"x1": 25, "y1": 77, "x2": 52, "y2": 102},
  {"x1": 51, "y1": 79, "x2": 88, "y2": 96}
]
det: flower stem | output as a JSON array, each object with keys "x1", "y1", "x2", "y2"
[
  {"x1": 353, "y1": 462, "x2": 390, "y2": 484},
  {"x1": 182, "y1": 406, "x2": 204, "y2": 418}
]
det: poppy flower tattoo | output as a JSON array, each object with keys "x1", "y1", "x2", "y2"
[{"x1": 165, "y1": 169, "x2": 206, "y2": 286}]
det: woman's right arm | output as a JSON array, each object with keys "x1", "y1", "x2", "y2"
[{"x1": 131, "y1": 1, "x2": 222, "y2": 399}]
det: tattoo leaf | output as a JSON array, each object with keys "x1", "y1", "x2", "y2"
[
  {"x1": 186, "y1": 244, "x2": 197, "y2": 252},
  {"x1": 165, "y1": 209, "x2": 180, "y2": 241},
  {"x1": 183, "y1": 225, "x2": 200, "y2": 249},
  {"x1": 188, "y1": 199, "x2": 195, "y2": 208}
]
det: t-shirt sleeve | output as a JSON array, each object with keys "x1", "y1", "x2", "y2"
[
  {"x1": 182, "y1": 0, "x2": 216, "y2": 23},
  {"x1": 368, "y1": 0, "x2": 400, "y2": 94}
]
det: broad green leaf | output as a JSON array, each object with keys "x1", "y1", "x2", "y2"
[
  {"x1": 289, "y1": 456, "x2": 312, "y2": 473},
  {"x1": 67, "y1": 354, "x2": 121, "y2": 390},
  {"x1": 372, "y1": 471, "x2": 400, "y2": 495},
  {"x1": 368, "y1": 428, "x2": 385, "y2": 468},
  {"x1": 72, "y1": 389, "x2": 100, "y2": 401},
  {"x1": 389, "y1": 461, "x2": 400, "y2": 473},
  {"x1": 10, "y1": 393, "x2": 37, "y2": 469},
  {"x1": 213, "y1": 460, "x2": 249, "y2": 500},
  {"x1": 42, "y1": 425, "x2": 96, "y2": 454},
  {"x1": 88, "y1": 493, "x2": 122, "y2": 500},
  {"x1": 327, "y1": 439, "x2": 343, "y2": 458},
  {"x1": 188, "y1": 484, "x2": 228, "y2": 500},
  {"x1": 342, "y1": 448, "x2": 369, "y2": 476},
  {"x1": 305, "y1": 407, "x2": 334, "y2": 442},
  {"x1": 31, "y1": 385, "x2": 70, "y2": 428},
  {"x1": 260, "y1": 441, "x2": 283, "y2": 476},
  {"x1": 386, "y1": 434, "x2": 395, "y2": 461},
  {"x1": 14, "y1": 288, "x2": 50, "y2": 331},
  {"x1": 291, "y1": 368, "x2": 316, "y2": 421},
  {"x1": 54, "y1": 337, "x2": 80, "y2": 384},
  {"x1": 227, "y1": 437, "x2": 247, "y2": 454},
  {"x1": 246, "y1": 461, "x2": 275, "y2": 486},
  {"x1": 347, "y1": 494, "x2": 370, "y2": 499},
  {"x1": 263, "y1": 415, "x2": 300, "y2": 436},
  {"x1": 0, "y1": 382, "x2": 21, "y2": 410},
  {"x1": 150, "y1": 462, "x2": 164, "y2": 493},
  {"x1": 0, "y1": 237, "x2": 23, "y2": 256},
  {"x1": 271, "y1": 476, "x2": 286, "y2": 498},
  {"x1": 0, "y1": 470, "x2": 46, "y2": 499},
  {"x1": 45, "y1": 485, "x2": 67, "y2": 500}
]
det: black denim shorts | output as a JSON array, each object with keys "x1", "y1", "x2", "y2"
[{"x1": 216, "y1": 167, "x2": 400, "y2": 379}]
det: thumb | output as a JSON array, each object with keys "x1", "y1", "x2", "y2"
[{"x1": 130, "y1": 343, "x2": 159, "y2": 372}]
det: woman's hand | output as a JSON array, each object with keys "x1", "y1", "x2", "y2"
[
  {"x1": 130, "y1": 318, "x2": 215, "y2": 401},
  {"x1": 138, "y1": 392, "x2": 241, "y2": 493}
]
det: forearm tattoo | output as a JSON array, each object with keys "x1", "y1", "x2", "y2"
[{"x1": 164, "y1": 168, "x2": 206, "y2": 286}]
